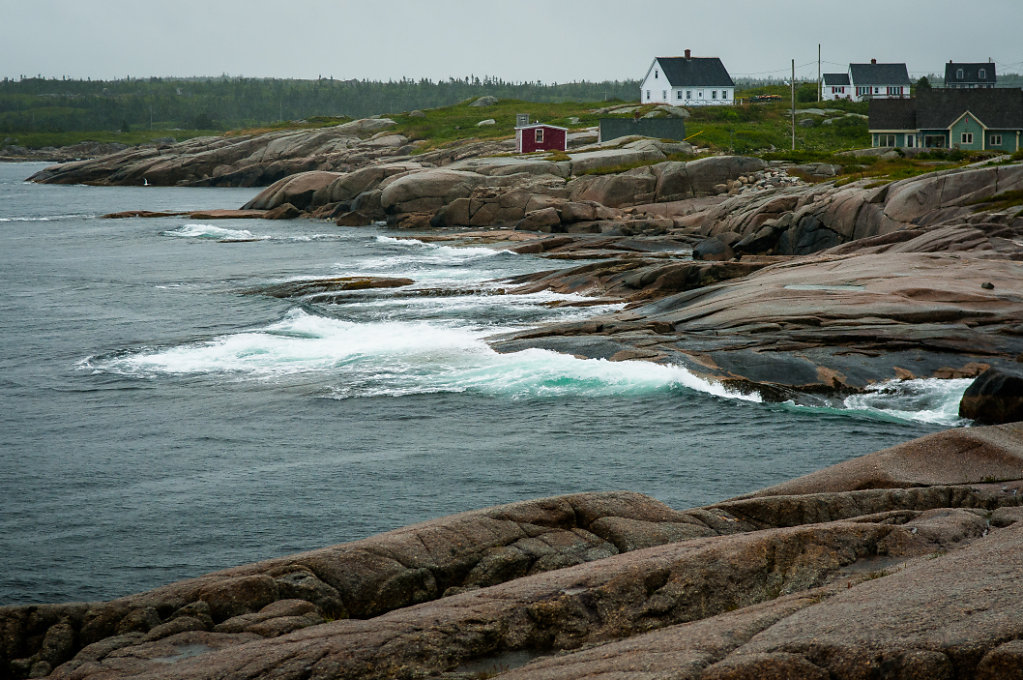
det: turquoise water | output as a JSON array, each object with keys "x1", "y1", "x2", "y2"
[{"x1": 0, "y1": 163, "x2": 962, "y2": 605}]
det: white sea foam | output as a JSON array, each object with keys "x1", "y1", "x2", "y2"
[
  {"x1": 370, "y1": 235, "x2": 511, "y2": 265},
  {"x1": 0, "y1": 214, "x2": 94, "y2": 222},
  {"x1": 163, "y1": 224, "x2": 261, "y2": 241},
  {"x1": 841, "y1": 378, "x2": 974, "y2": 426},
  {"x1": 82, "y1": 308, "x2": 758, "y2": 404}
]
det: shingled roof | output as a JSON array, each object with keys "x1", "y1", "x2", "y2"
[
  {"x1": 868, "y1": 98, "x2": 918, "y2": 130},
  {"x1": 655, "y1": 56, "x2": 734, "y2": 87},
  {"x1": 849, "y1": 62, "x2": 911, "y2": 86},
  {"x1": 823, "y1": 73, "x2": 851, "y2": 86},
  {"x1": 920, "y1": 88, "x2": 1023, "y2": 129},
  {"x1": 944, "y1": 62, "x2": 997, "y2": 86},
  {"x1": 869, "y1": 89, "x2": 1023, "y2": 131}
]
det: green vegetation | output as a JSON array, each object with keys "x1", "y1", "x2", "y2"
[
  {"x1": 4, "y1": 128, "x2": 220, "y2": 148},
  {"x1": 967, "y1": 189, "x2": 1023, "y2": 212},
  {"x1": 4, "y1": 76, "x2": 1011, "y2": 189},
  {"x1": 388, "y1": 98, "x2": 614, "y2": 150},
  {"x1": 0, "y1": 75, "x2": 638, "y2": 148}
]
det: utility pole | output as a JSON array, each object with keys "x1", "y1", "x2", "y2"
[
  {"x1": 791, "y1": 59, "x2": 796, "y2": 151},
  {"x1": 818, "y1": 44, "x2": 822, "y2": 103}
]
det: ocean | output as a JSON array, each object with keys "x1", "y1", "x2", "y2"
[{"x1": 0, "y1": 162, "x2": 968, "y2": 605}]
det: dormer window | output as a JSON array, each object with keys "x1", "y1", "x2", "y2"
[
  {"x1": 956, "y1": 68, "x2": 964, "y2": 80},
  {"x1": 979, "y1": 68, "x2": 986, "y2": 80}
]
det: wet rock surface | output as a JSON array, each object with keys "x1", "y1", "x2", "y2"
[{"x1": 2, "y1": 424, "x2": 1022, "y2": 680}]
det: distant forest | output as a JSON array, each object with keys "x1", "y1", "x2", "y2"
[
  {"x1": 0, "y1": 76, "x2": 642, "y2": 135},
  {"x1": 4, "y1": 73, "x2": 1021, "y2": 139}
]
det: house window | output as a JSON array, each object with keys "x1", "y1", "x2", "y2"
[
  {"x1": 877, "y1": 134, "x2": 896, "y2": 147},
  {"x1": 535, "y1": 128, "x2": 544, "y2": 144},
  {"x1": 677, "y1": 90, "x2": 683, "y2": 100},
  {"x1": 662, "y1": 90, "x2": 667, "y2": 101},
  {"x1": 857, "y1": 86, "x2": 870, "y2": 96},
  {"x1": 978, "y1": 68, "x2": 986, "y2": 80},
  {"x1": 698, "y1": 90, "x2": 704, "y2": 98},
  {"x1": 646, "y1": 90, "x2": 650, "y2": 101},
  {"x1": 654, "y1": 70, "x2": 658, "y2": 79},
  {"x1": 991, "y1": 134, "x2": 1003, "y2": 146},
  {"x1": 686, "y1": 90, "x2": 692, "y2": 99},
  {"x1": 887, "y1": 86, "x2": 902, "y2": 96},
  {"x1": 712, "y1": 90, "x2": 717, "y2": 99},
  {"x1": 924, "y1": 135, "x2": 946, "y2": 148},
  {"x1": 874, "y1": 87, "x2": 879, "y2": 94},
  {"x1": 906, "y1": 135, "x2": 914, "y2": 148},
  {"x1": 961, "y1": 132, "x2": 973, "y2": 144},
  {"x1": 722, "y1": 90, "x2": 729, "y2": 99}
]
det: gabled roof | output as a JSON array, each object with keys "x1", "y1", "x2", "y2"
[
  {"x1": 654, "y1": 56, "x2": 734, "y2": 87},
  {"x1": 868, "y1": 88, "x2": 1023, "y2": 131},
  {"x1": 823, "y1": 73, "x2": 850, "y2": 86},
  {"x1": 868, "y1": 98, "x2": 918, "y2": 130},
  {"x1": 917, "y1": 88, "x2": 1023, "y2": 129},
  {"x1": 849, "y1": 62, "x2": 911, "y2": 86},
  {"x1": 944, "y1": 62, "x2": 997, "y2": 85}
]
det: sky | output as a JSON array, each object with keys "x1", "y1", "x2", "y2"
[{"x1": 3, "y1": 0, "x2": 1022, "y2": 84}]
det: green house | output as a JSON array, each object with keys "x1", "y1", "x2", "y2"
[{"x1": 869, "y1": 88, "x2": 1023, "y2": 151}]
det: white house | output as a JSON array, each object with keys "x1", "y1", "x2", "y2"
[
  {"x1": 640, "y1": 50, "x2": 735, "y2": 106},
  {"x1": 821, "y1": 73, "x2": 851, "y2": 101},
  {"x1": 822, "y1": 59, "x2": 911, "y2": 103}
]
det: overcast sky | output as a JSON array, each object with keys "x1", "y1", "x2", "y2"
[{"x1": 3, "y1": 0, "x2": 1022, "y2": 84}]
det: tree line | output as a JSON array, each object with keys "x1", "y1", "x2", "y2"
[{"x1": 0, "y1": 76, "x2": 641, "y2": 134}]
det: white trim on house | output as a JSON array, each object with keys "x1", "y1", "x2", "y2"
[{"x1": 639, "y1": 58, "x2": 735, "y2": 106}]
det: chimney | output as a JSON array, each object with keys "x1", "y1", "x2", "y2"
[
  {"x1": 684, "y1": 49, "x2": 691, "y2": 59},
  {"x1": 871, "y1": 58, "x2": 877, "y2": 64}
]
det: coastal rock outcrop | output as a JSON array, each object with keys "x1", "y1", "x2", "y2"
[
  {"x1": 3, "y1": 423, "x2": 1022, "y2": 680},
  {"x1": 958, "y1": 367, "x2": 1023, "y2": 424},
  {"x1": 698, "y1": 163, "x2": 1023, "y2": 257},
  {"x1": 493, "y1": 249, "x2": 1023, "y2": 397},
  {"x1": 26, "y1": 118, "x2": 403, "y2": 187}
]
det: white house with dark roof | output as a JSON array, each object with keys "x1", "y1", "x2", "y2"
[
  {"x1": 944, "y1": 61, "x2": 997, "y2": 88},
  {"x1": 821, "y1": 73, "x2": 851, "y2": 101},
  {"x1": 822, "y1": 59, "x2": 911, "y2": 103},
  {"x1": 640, "y1": 50, "x2": 735, "y2": 106}
]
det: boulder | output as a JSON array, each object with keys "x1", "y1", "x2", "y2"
[
  {"x1": 335, "y1": 210, "x2": 375, "y2": 227},
  {"x1": 263, "y1": 203, "x2": 301, "y2": 220},
  {"x1": 692, "y1": 233, "x2": 741, "y2": 261},
  {"x1": 241, "y1": 171, "x2": 341, "y2": 210},
  {"x1": 568, "y1": 168, "x2": 658, "y2": 208},
  {"x1": 476, "y1": 119, "x2": 496, "y2": 127},
  {"x1": 379, "y1": 169, "x2": 486, "y2": 214},
  {"x1": 959, "y1": 367, "x2": 1023, "y2": 424},
  {"x1": 515, "y1": 207, "x2": 562, "y2": 233},
  {"x1": 469, "y1": 96, "x2": 498, "y2": 107}
]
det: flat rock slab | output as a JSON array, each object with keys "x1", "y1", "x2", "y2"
[
  {"x1": 4, "y1": 425, "x2": 1023, "y2": 680},
  {"x1": 495, "y1": 250, "x2": 1023, "y2": 397}
]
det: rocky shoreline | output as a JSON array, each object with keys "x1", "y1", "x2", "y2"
[
  {"x1": 27, "y1": 116, "x2": 1023, "y2": 403},
  {"x1": 11, "y1": 117, "x2": 1023, "y2": 679},
  {"x1": 3, "y1": 423, "x2": 1023, "y2": 679}
]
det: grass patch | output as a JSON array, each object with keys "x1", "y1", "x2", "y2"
[
  {"x1": 226, "y1": 116, "x2": 352, "y2": 137},
  {"x1": 967, "y1": 189, "x2": 1023, "y2": 212},
  {"x1": 2, "y1": 129, "x2": 220, "y2": 148}
]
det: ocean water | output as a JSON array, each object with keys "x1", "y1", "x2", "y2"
[{"x1": 0, "y1": 163, "x2": 968, "y2": 605}]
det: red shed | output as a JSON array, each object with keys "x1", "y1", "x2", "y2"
[{"x1": 515, "y1": 122, "x2": 568, "y2": 153}]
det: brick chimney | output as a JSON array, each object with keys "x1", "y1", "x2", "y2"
[
  {"x1": 871, "y1": 58, "x2": 877, "y2": 64},
  {"x1": 684, "y1": 49, "x2": 691, "y2": 59}
]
